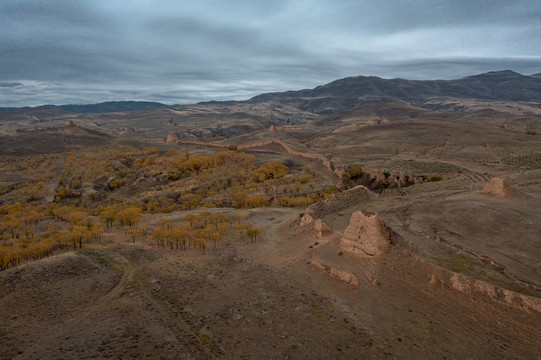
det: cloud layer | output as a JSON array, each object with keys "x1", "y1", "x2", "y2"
[{"x1": 2, "y1": 0, "x2": 541, "y2": 106}]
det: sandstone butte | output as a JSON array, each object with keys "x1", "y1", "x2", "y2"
[
  {"x1": 482, "y1": 177, "x2": 512, "y2": 197},
  {"x1": 339, "y1": 211, "x2": 389, "y2": 256},
  {"x1": 269, "y1": 125, "x2": 278, "y2": 132}
]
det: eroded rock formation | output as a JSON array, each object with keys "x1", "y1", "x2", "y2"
[
  {"x1": 299, "y1": 213, "x2": 314, "y2": 227},
  {"x1": 165, "y1": 133, "x2": 179, "y2": 143},
  {"x1": 482, "y1": 177, "x2": 512, "y2": 197},
  {"x1": 339, "y1": 211, "x2": 390, "y2": 256},
  {"x1": 298, "y1": 213, "x2": 333, "y2": 239},
  {"x1": 314, "y1": 219, "x2": 332, "y2": 238},
  {"x1": 269, "y1": 125, "x2": 278, "y2": 132}
]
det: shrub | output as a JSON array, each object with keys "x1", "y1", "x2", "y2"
[
  {"x1": 427, "y1": 175, "x2": 443, "y2": 182},
  {"x1": 347, "y1": 164, "x2": 363, "y2": 179},
  {"x1": 526, "y1": 130, "x2": 537, "y2": 135},
  {"x1": 108, "y1": 178, "x2": 126, "y2": 189}
]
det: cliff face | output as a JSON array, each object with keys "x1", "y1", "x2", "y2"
[
  {"x1": 482, "y1": 177, "x2": 512, "y2": 197},
  {"x1": 339, "y1": 211, "x2": 389, "y2": 256}
]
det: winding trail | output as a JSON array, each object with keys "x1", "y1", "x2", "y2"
[{"x1": 177, "y1": 138, "x2": 346, "y2": 178}]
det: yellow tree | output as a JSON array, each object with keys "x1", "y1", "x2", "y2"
[
  {"x1": 210, "y1": 232, "x2": 220, "y2": 248},
  {"x1": 0, "y1": 222, "x2": 8, "y2": 245},
  {"x1": 232, "y1": 192, "x2": 247, "y2": 208},
  {"x1": 71, "y1": 225, "x2": 92, "y2": 249},
  {"x1": 152, "y1": 227, "x2": 166, "y2": 247},
  {"x1": 246, "y1": 226, "x2": 263, "y2": 243},
  {"x1": 56, "y1": 230, "x2": 71, "y2": 248},
  {"x1": 127, "y1": 225, "x2": 145, "y2": 244},
  {"x1": 89, "y1": 221, "x2": 104, "y2": 241},
  {"x1": 119, "y1": 206, "x2": 142, "y2": 228},
  {"x1": 180, "y1": 194, "x2": 202, "y2": 210},
  {"x1": 66, "y1": 209, "x2": 87, "y2": 225},
  {"x1": 235, "y1": 224, "x2": 248, "y2": 241}
]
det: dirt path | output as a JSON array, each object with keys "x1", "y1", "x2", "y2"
[{"x1": 44, "y1": 152, "x2": 65, "y2": 203}]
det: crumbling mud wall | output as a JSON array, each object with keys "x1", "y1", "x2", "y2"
[
  {"x1": 339, "y1": 211, "x2": 390, "y2": 257},
  {"x1": 307, "y1": 259, "x2": 360, "y2": 287},
  {"x1": 353, "y1": 168, "x2": 428, "y2": 192},
  {"x1": 177, "y1": 139, "x2": 456, "y2": 192},
  {"x1": 482, "y1": 177, "x2": 512, "y2": 197},
  {"x1": 303, "y1": 185, "x2": 374, "y2": 220},
  {"x1": 427, "y1": 264, "x2": 541, "y2": 313},
  {"x1": 165, "y1": 133, "x2": 179, "y2": 143},
  {"x1": 297, "y1": 213, "x2": 333, "y2": 239}
]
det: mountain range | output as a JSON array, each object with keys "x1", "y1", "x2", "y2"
[
  {"x1": 248, "y1": 70, "x2": 541, "y2": 114},
  {"x1": 2, "y1": 71, "x2": 541, "y2": 115},
  {"x1": 0, "y1": 101, "x2": 166, "y2": 114},
  {"x1": 252, "y1": 70, "x2": 541, "y2": 102},
  {"x1": 1, "y1": 70, "x2": 540, "y2": 140}
]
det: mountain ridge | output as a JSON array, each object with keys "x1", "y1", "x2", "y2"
[
  {"x1": 249, "y1": 70, "x2": 541, "y2": 106},
  {"x1": 0, "y1": 101, "x2": 167, "y2": 114},
  {"x1": 2, "y1": 70, "x2": 541, "y2": 113}
]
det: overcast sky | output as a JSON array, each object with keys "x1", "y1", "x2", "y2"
[{"x1": 1, "y1": 0, "x2": 541, "y2": 107}]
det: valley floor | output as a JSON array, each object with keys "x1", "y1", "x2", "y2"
[{"x1": 1, "y1": 207, "x2": 539, "y2": 360}]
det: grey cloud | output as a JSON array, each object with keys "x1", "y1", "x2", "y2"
[
  {"x1": 0, "y1": 82, "x2": 23, "y2": 88},
  {"x1": 1, "y1": 0, "x2": 541, "y2": 107}
]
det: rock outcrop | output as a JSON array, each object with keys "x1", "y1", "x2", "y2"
[
  {"x1": 314, "y1": 219, "x2": 332, "y2": 238},
  {"x1": 339, "y1": 211, "x2": 389, "y2": 256},
  {"x1": 65, "y1": 120, "x2": 75, "y2": 126},
  {"x1": 269, "y1": 125, "x2": 278, "y2": 132},
  {"x1": 165, "y1": 133, "x2": 179, "y2": 143},
  {"x1": 482, "y1": 177, "x2": 512, "y2": 197}
]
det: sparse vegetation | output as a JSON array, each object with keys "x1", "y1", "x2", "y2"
[
  {"x1": 0, "y1": 144, "x2": 329, "y2": 270},
  {"x1": 346, "y1": 164, "x2": 362, "y2": 179},
  {"x1": 426, "y1": 175, "x2": 443, "y2": 182},
  {"x1": 2, "y1": 79, "x2": 541, "y2": 359}
]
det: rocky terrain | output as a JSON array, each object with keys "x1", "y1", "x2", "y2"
[{"x1": 1, "y1": 71, "x2": 540, "y2": 359}]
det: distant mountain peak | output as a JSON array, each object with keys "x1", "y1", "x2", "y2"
[{"x1": 481, "y1": 70, "x2": 523, "y2": 76}]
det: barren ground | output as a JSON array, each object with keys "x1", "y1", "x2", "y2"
[
  {"x1": 1, "y1": 203, "x2": 540, "y2": 359},
  {"x1": 1, "y1": 99, "x2": 541, "y2": 359}
]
